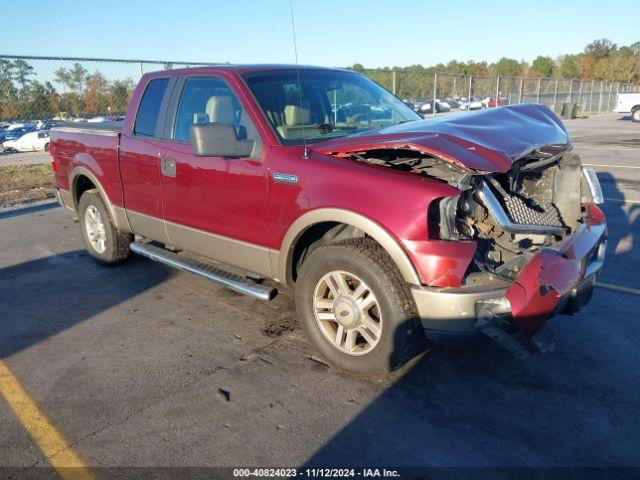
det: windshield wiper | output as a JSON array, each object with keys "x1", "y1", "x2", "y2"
[{"x1": 317, "y1": 123, "x2": 362, "y2": 134}]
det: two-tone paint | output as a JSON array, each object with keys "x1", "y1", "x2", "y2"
[{"x1": 50, "y1": 65, "x2": 606, "y2": 340}]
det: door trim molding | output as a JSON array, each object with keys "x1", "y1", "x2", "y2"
[{"x1": 126, "y1": 208, "x2": 272, "y2": 278}]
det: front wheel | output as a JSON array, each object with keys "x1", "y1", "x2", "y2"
[
  {"x1": 295, "y1": 238, "x2": 424, "y2": 374},
  {"x1": 632, "y1": 107, "x2": 640, "y2": 122},
  {"x1": 78, "y1": 189, "x2": 132, "y2": 265}
]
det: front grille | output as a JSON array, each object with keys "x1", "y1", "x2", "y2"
[{"x1": 503, "y1": 195, "x2": 564, "y2": 228}]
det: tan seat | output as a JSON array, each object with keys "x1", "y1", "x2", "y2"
[
  {"x1": 205, "y1": 96, "x2": 236, "y2": 124},
  {"x1": 277, "y1": 105, "x2": 321, "y2": 139}
]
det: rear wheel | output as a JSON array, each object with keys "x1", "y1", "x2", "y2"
[
  {"x1": 632, "y1": 107, "x2": 640, "y2": 122},
  {"x1": 78, "y1": 189, "x2": 132, "y2": 265},
  {"x1": 295, "y1": 238, "x2": 424, "y2": 374}
]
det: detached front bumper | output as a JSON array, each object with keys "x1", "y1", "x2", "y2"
[{"x1": 411, "y1": 204, "x2": 607, "y2": 346}]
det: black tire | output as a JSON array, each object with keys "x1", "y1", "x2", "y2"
[
  {"x1": 631, "y1": 107, "x2": 640, "y2": 123},
  {"x1": 295, "y1": 238, "x2": 424, "y2": 374},
  {"x1": 78, "y1": 189, "x2": 132, "y2": 265},
  {"x1": 44, "y1": 143, "x2": 50, "y2": 151}
]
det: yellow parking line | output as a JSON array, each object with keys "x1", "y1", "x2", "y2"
[
  {"x1": 595, "y1": 281, "x2": 640, "y2": 296},
  {"x1": 0, "y1": 360, "x2": 95, "y2": 480}
]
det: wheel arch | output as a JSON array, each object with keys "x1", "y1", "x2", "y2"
[
  {"x1": 276, "y1": 208, "x2": 421, "y2": 288},
  {"x1": 69, "y1": 167, "x2": 131, "y2": 232}
]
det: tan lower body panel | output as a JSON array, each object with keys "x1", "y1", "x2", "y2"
[
  {"x1": 165, "y1": 221, "x2": 272, "y2": 278},
  {"x1": 127, "y1": 210, "x2": 170, "y2": 244},
  {"x1": 411, "y1": 285, "x2": 507, "y2": 333}
]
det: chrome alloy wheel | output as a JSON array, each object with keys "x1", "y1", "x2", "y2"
[
  {"x1": 313, "y1": 270, "x2": 382, "y2": 356},
  {"x1": 84, "y1": 205, "x2": 107, "y2": 254}
]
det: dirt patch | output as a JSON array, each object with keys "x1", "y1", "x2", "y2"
[
  {"x1": 0, "y1": 164, "x2": 56, "y2": 208},
  {"x1": 263, "y1": 305, "x2": 299, "y2": 338}
]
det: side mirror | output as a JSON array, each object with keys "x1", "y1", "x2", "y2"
[{"x1": 190, "y1": 123, "x2": 254, "y2": 158}]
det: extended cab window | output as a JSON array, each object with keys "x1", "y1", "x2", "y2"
[
  {"x1": 173, "y1": 77, "x2": 258, "y2": 143},
  {"x1": 134, "y1": 78, "x2": 169, "y2": 137}
]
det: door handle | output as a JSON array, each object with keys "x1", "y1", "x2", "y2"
[{"x1": 161, "y1": 157, "x2": 176, "y2": 177}]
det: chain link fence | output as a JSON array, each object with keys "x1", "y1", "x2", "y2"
[
  {"x1": 371, "y1": 69, "x2": 640, "y2": 117},
  {"x1": 1, "y1": 55, "x2": 639, "y2": 122},
  {"x1": 0, "y1": 55, "x2": 218, "y2": 122}
]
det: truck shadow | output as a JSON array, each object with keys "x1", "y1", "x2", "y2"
[
  {"x1": 303, "y1": 174, "x2": 640, "y2": 469},
  {"x1": 0, "y1": 251, "x2": 171, "y2": 359},
  {"x1": 303, "y1": 312, "x2": 640, "y2": 469},
  {"x1": 596, "y1": 171, "x2": 639, "y2": 289}
]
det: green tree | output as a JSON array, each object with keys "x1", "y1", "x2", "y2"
[
  {"x1": 558, "y1": 55, "x2": 580, "y2": 78},
  {"x1": 55, "y1": 62, "x2": 88, "y2": 96},
  {"x1": 108, "y1": 79, "x2": 135, "y2": 113},
  {"x1": 11, "y1": 59, "x2": 34, "y2": 90},
  {"x1": 585, "y1": 38, "x2": 617, "y2": 59},
  {"x1": 530, "y1": 56, "x2": 553, "y2": 77},
  {"x1": 490, "y1": 57, "x2": 522, "y2": 77}
]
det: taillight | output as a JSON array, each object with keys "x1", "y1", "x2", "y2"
[{"x1": 50, "y1": 143, "x2": 58, "y2": 172}]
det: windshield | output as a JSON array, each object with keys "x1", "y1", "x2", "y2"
[{"x1": 243, "y1": 69, "x2": 421, "y2": 146}]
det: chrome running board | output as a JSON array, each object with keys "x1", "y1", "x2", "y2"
[{"x1": 130, "y1": 242, "x2": 277, "y2": 301}]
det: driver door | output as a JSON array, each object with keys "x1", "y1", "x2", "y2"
[{"x1": 157, "y1": 74, "x2": 271, "y2": 277}]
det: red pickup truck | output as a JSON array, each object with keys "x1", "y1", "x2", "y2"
[{"x1": 51, "y1": 65, "x2": 606, "y2": 373}]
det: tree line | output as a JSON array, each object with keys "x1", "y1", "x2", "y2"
[
  {"x1": 1, "y1": 38, "x2": 638, "y2": 120},
  {"x1": 355, "y1": 39, "x2": 640, "y2": 81},
  {"x1": 354, "y1": 38, "x2": 640, "y2": 98},
  {"x1": 0, "y1": 60, "x2": 135, "y2": 121}
]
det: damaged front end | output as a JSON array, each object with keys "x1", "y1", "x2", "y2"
[{"x1": 317, "y1": 105, "x2": 607, "y2": 356}]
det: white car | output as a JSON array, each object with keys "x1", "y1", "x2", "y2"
[
  {"x1": 2, "y1": 130, "x2": 50, "y2": 152},
  {"x1": 614, "y1": 93, "x2": 640, "y2": 122},
  {"x1": 459, "y1": 98, "x2": 483, "y2": 111}
]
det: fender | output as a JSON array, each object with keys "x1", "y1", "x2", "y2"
[
  {"x1": 69, "y1": 166, "x2": 132, "y2": 233},
  {"x1": 275, "y1": 208, "x2": 421, "y2": 287}
]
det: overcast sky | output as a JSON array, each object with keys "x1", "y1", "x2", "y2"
[{"x1": 2, "y1": 0, "x2": 639, "y2": 67}]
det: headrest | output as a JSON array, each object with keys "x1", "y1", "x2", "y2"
[
  {"x1": 284, "y1": 105, "x2": 311, "y2": 126},
  {"x1": 205, "y1": 96, "x2": 236, "y2": 124}
]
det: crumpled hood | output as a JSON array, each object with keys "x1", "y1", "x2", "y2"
[{"x1": 314, "y1": 103, "x2": 570, "y2": 173}]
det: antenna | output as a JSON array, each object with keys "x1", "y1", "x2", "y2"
[{"x1": 289, "y1": 0, "x2": 308, "y2": 158}]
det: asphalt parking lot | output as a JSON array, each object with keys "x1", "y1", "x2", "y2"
[{"x1": 0, "y1": 113, "x2": 639, "y2": 476}]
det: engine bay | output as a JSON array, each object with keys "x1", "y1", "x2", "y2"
[{"x1": 343, "y1": 146, "x2": 594, "y2": 286}]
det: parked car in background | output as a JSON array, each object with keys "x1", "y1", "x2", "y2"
[
  {"x1": 446, "y1": 98, "x2": 461, "y2": 109},
  {"x1": 2, "y1": 130, "x2": 50, "y2": 152},
  {"x1": 614, "y1": 93, "x2": 640, "y2": 122},
  {"x1": 0, "y1": 125, "x2": 35, "y2": 144},
  {"x1": 51, "y1": 65, "x2": 606, "y2": 374},
  {"x1": 88, "y1": 116, "x2": 109, "y2": 123},
  {"x1": 459, "y1": 97, "x2": 483, "y2": 110},
  {"x1": 416, "y1": 99, "x2": 450, "y2": 115},
  {"x1": 482, "y1": 97, "x2": 508, "y2": 108},
  {"x1": 40, "y1": 121, "x2": 64, "y2": 130}
]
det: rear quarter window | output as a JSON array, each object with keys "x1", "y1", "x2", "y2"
[{"x1": 134, "y1": 78, "x2": 170, "y2": 137}]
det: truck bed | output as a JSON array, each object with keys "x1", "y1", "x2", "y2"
[
  {"x1": 50, "y1": 121, "x2": 124, "y2": 203},
  {"x1": 53, "y1": 121, "x2": 123, "y2": 136}
]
